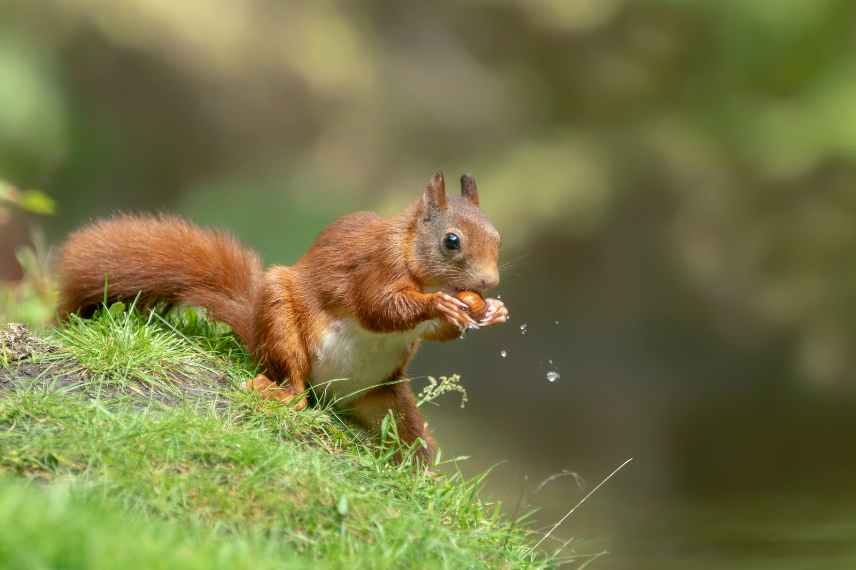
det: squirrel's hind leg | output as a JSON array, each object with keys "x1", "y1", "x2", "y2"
[{"x1": 246, "y1": 268, "x2": 311, "y2": 410}]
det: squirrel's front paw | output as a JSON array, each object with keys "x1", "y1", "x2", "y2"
[
  {"x1": 478, "y1": 298, "x2": 509, "y2": 327},
  {"x1": 245, "y1": 374, "x2": 308, "y2": 411},
  {"x1": 433, "y1": 292, "x2": 480, "y2": 331}
]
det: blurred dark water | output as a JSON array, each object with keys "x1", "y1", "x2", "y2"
[{"x1": 412, "y1": 190, "x2": 856, "y2": 569}]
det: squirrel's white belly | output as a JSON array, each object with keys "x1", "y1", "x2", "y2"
[{"x1": 311, "y1": 318, "x2": 435, "y2": 404}]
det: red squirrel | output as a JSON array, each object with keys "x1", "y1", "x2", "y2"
[{"x1": 57, "y1": 172, "x2": 508, "y2": 462}]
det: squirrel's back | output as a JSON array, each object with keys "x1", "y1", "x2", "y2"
[{"x1": 57, "y1": 214, "x2": 263, "y2": 344}]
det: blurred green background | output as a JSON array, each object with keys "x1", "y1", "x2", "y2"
[{"x1": 3, "y1": 1, "x2": 856, "y2": 568}]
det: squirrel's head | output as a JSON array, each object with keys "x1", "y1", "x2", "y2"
[{"x1": 411, "y1": 171, "x2": 501, "y2": 293}]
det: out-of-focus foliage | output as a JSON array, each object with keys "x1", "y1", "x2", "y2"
[
  {"x1": 0, "y1": 176, "x2": 56, "y2": 326},
  {"x1": 0, "y1": 179, "x2": 55, "y2": 217}
]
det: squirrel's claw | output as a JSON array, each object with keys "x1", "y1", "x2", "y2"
[{"x1": 245, "y1": 374, "x2": 308, "y2": 411}]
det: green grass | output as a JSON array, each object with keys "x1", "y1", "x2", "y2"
[
  {"x1": 47, "y1": 302, "x2": 238, "y2": 403},
  {"x1": 55, "y1": 303, "x2": 200, "y2": 381},
  {"x1": 0, "y1": 478, "x2": 304, "y2": 570},
  {"x1": 0, "y1": 306, "x2": 597, "y2": 569}
]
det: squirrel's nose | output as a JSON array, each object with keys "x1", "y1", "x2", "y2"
[{"x1": 478, "y1": 272, "x2": 500, "y2": 291}]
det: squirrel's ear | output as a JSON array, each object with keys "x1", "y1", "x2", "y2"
[
  {"x1": 422, "y1": 171, "x2": 448, "y2": 219},
  {"x1": 460, "y1": 173, "x2": 479, "y2": 206}
]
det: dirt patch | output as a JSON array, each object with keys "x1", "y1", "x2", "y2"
[
  {"x1": 0, "y1": 323, "x2": 72, "y2": 393},
  {"x1": 0, "y1": 323, "x2": 58, "y2": 362}
]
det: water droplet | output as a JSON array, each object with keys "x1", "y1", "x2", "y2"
[
  {"x1": 546, "y1": 371, "x2": 560, "y2": 383},
  {"x1": 500, "y1": 350, "x2": 508, "y2": 358},
  {"x1": 519, "y1": 323, "x2": 528, "y2": 335}
]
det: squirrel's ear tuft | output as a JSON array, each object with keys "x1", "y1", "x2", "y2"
[
  {"x1": 460, "y1": 174, "x2": 479, "y2": 206},
  {"x1": 422, "y1": 171, "x2": 448, "y2": 220}
]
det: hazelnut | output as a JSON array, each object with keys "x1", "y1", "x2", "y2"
[{"x1": 455, "y1": 290, "x2": 488, "y2": 321}]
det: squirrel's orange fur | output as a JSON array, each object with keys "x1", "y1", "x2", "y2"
[{"x1": 57, "y1": 172, "x2": 508, "y2": 462}]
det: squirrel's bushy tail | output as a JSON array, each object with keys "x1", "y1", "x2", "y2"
[{"x1": 57, "y1": 214, "x2": 263, "y2": 345}]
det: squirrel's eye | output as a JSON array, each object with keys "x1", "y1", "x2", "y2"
[{"x1": 443, "y1": 232, "x2": 461, "y2": 251}]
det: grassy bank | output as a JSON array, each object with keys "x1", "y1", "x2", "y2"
[{"x1": 0, "y1": 306, "x2": 594, "y2": 569}]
